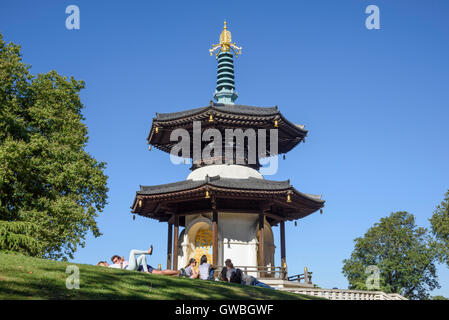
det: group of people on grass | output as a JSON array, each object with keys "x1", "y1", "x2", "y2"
[{"x1": 97, "y1": 246, "x2": 272, "y2": 289}]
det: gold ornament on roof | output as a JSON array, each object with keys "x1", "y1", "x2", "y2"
[
  {"x1": 287, "y1": 191, "x2": 292, "y2": 203},
  {"x1": 209, "y1": 21, "x2": 242, "y2": 58}
]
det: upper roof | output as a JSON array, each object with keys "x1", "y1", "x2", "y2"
[
  {"x1": 147, "y1": 102, "x2": 307, "y2": 157},
  {"x1": 154, "y1": 103, "x2": 280, "y2": 121}
]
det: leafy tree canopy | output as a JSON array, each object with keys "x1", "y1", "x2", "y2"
[
  {"x1": 342, "y1": 211, "x2": 440, "y2": 299},
  {"x1": 0, "y1": 33, "x2": 108, "y2": 260},
  {"x1": 430, "y1": 190, "x2": 449, "y2": 267},
  {"x1": 431, "y1": 295, "x2": 448, "y2": 300}
]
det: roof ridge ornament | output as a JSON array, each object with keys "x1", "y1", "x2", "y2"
[{"x1": 209, "y1": 21, "x2": 242, "y2": 58}]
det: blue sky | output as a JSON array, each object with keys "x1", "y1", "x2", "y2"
[{"x1": 1, "y1": 0, "x2": 448, "y2": 296}]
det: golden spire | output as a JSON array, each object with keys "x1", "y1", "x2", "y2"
[{"x1": 209, "y1": 21, "x2": 242, "y2": 57}]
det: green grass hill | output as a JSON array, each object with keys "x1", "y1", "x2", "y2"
[{"x1": 0, "y1": 252, "x2": 321, "y2": 300}]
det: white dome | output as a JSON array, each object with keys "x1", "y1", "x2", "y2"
[{"x1": 187, "y1": 164, "x2": 263, "y2": 181}]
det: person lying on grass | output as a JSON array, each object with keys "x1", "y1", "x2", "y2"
[
  {"x1": 109, "y1": 245, "x2": 152, "y2": 271},
  {"x1": 97, "y1": 245, "x2": 180, "y2": 276}
]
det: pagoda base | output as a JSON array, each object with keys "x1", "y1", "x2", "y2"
[{"x1": 177, "y1": 212, "x2": 275, "y2": 274}]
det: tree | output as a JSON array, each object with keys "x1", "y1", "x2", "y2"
[
  {"x1": 342, "y1": 212, "x2": 440, "y2": 300},
  {"x1": 432, "y1": 295, "x2": 448, "y2": 300},
  {"x1": 0, "y1": 33, "x2": 108, "y2": 260},
  {"x1": 430, "y1": 190, "x2": 449, "y2": 267}
]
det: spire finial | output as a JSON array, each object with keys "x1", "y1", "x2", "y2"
[
  {"x1": 209, "y1": 20, "x2": 242, "y2": 57},
  {"x1": 210, "y1": 21, "x2": 241, "y2": 104}
]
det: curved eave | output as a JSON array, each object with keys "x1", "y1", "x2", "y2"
[
  {"x1": 131, "y1": 177, "x2": 324, "y2": 222},
  {"x1": 146, "y1": 102, "x2": 308, "y2": 156}
]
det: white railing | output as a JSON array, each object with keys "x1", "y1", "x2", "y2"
[{"x1": 280, "y1": 288, "x2": 407, "y2": 300}]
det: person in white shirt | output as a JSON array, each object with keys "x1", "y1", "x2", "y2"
[
  {"x1": 110, "y1": 246, "x2": 153, "y2": 272},
  {"x1": 102, "y1": 245, "x2": 180, "y2": 276},
  {"x1": 198, "y1": 255, "x2": 215, "y2": 280}
]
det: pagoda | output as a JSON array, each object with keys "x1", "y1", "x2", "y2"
[{"x1": 131, "y1": 22, "x2": 324, "y2": 279}]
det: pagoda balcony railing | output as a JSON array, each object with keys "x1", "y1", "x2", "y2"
[{"x1": 287, "y1": 272, "x2": 313, "y2": 284}]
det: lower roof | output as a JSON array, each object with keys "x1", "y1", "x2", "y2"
[{"x1": 131, "y1": 175, "x2": 324, "y2": 225}]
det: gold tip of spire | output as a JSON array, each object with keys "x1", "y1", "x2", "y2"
[{"x1": 209, "y1": 21, "x2": 242, "y2": 57}]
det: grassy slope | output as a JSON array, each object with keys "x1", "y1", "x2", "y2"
[{"x1": 0, "y1": 253, "x2": 320, "y2": 300}]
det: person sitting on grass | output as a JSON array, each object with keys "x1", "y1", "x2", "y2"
[
  {"x1": 98, "y1": 245, "x2": 180, "y2": 276},
  {"x1": 224, "y1": 259, "x2": 241, "y2": 283},
  {"x1": 198, "y1": 255, "x2": 215, "y2": 280},
  {"x1": 220, "y1": 266, "x2": 228, "y2": 282},
  {"x1": 223, "y1": 258, "x2": 273, "y2": 289},
  {"x1": 181, "y1": 258, "x2": 199, "y2": 279}
]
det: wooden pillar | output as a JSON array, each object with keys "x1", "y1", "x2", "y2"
[
  {"x1": 280, "y1": 220, "x2": 286, "y2": 279},
  {"x1": 212, "y1": 209, "x2": 218, "y2": 267},
  {"x1": 173, "y1": 216, "x2": 179, "y2": 270},
  {"x1": 258, "y1": 214, "x2": 265, "y2": 277},
  {"x1": 167, "y1": 223, "x2": 173, "y2": 270}
]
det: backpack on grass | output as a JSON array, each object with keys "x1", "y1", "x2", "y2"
[{"x1": 230, "y1": 268, "x2": 243, "y2": 284}]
